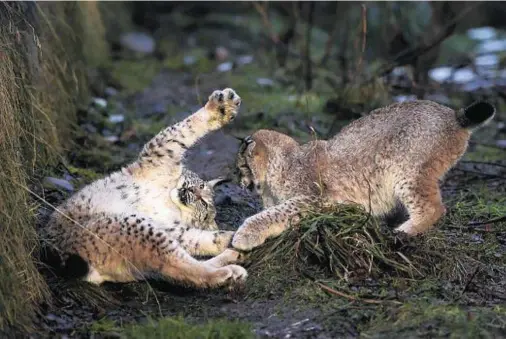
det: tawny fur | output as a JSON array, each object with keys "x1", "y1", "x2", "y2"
[
  {"x1": 231, "y1": 100, "x2": 496, "y2": 251},
  {"x1": 42, "y1": 88, "x2": 247, "y2": 288}
]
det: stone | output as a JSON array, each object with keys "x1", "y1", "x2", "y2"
[{"x1": 120, "y1": 32, "x2": 156, "y2": 54}]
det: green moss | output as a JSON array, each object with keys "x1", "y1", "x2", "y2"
[
  {"x1": 66, "y1": 165, "x2": 102, "y2": 183},
  {"x1": 363, "y1": 303, "x2": 506, "y2": 338},
  {"x1": 109, "y1": 59, "x2": 163, "y2": 92},
  {"x1": 463, "y1": 145, "x2": 506, "y2": 162},
  {"x1": 89, "y1": 316, "x2": 253, "y2": 339}
]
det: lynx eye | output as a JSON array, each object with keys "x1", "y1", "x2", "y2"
[{"x1": 199, "y1": 183, "x2": 205, "y2": 189}]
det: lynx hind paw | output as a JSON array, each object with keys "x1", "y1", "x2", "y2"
[
  {"x1": 227, "y1": 264, "x2": 248, "y2": 283},
  {"x1": 205, "y1": 88, "x2": 241, "y2": 126}
]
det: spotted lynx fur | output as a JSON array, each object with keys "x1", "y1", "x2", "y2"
[
  {"x1": 42, "y1": 88, "x2": 246, "y2": 288},
  {"x1": 231, "y1": 100, "x2": 496, "y2": 251}
]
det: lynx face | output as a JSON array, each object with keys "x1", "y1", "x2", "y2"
[
  {"x1": 171, "y1": 170, "x2": 226, "y2": 230},
  {"x1": 236, "y1": 136, "x2": 256, "y2": 190}
]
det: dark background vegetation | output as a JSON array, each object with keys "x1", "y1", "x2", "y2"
[{"x1": 1, "y1": 1, "x2": 505, "y2": 338}]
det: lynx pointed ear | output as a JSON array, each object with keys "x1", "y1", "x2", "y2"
[
  {"x1": 207, "y1": 177, "x2": 231, "y2": 189},
  {"x1": 249, "y1": 137, "x2": 267, "y2": 160}
]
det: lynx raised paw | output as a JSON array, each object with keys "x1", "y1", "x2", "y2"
[
  {"x1": 205, "y1": 88, "x2": 241, "y2": 128},
  {"x1": 231, "y1": 229, "x2": 266, "y2": 252}
]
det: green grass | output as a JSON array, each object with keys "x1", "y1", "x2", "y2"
[
  {"x1": 0, "y1": 1, "x2": 111, "y2": 333},
  {"x1": 88, "y1": 316, "x2": 254, "y2": 339},
  {"x1": 109, "y1": 59, "x2": 164, "y2": 93},
  {"x1": 362, "y1": 303, "x2": 506, "y2": 339}
]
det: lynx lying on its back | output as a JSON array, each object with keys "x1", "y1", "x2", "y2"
[
  {"x1": 42, "y1": 88, "x2": 245, "y2": 288},
  {"x1": 231, "y1": 100, "x2": 496, "y2": 251}
]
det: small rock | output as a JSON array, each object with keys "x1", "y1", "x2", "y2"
[
  {"x1": 183, "y1": 55, "x2": 197, "y2": 66},
  {"x1": 82, "y1": 123, "x2": 97, "y2": 134},
  {"x1": 108, "y1": 114, "x2": 125, "y2": 124},
  {"x1": 256, "y1": 78, "x2": 274, "y2": 87},
  {"x1": 105, "y1": 135, "x2": 119, "y2": 143},
  {"x1": 104, "y1": 87, "x2": 119, "y2": 97},
  {"x1": 497, "y1": 122, "x2": 505, "y2": 132},
  {"x1": 467, "y1": 27, "x2": 497, "y2": 40},
  {"x1": 217, "y1": 62, "x2": 233, "y2": 72},
  {"x1": 462, "y1": 78, "x2": 494, "y2": 92},
  {"x1": 393, "y1": 95, "x2": 417, "y2": 103},
  {"x1": 478, "y1": 39, "x2": 506, "y2": 53},
  {"x1": 45, "y1": 313, "x2": 68, "y2": 325},
  {"x1": 429, "y1": 67, "x2": 453, "y2": 83},
  {"x1": 44, "y1": 177, "x2": 74, "y2": 192},
  {"x1": 151, "y1": 102, "x2": 167, "y2": 116},
  {"x1": 496, "y1": 140, "x2": 506, "y2": 148},
  {"x1": 453, "y1": 67, "x2": 476, "y2": 84},
  {"x1": 215, "y1": 46, "x2": 229, "y2": 61},
  {"x1": 475, "y1": 54, "x2": 499, "y2": 68},
  {"x1": 237, "y1": 55, "x2": 254, "y2": 66},
  {"x1": 120, "y1": 32, "x2": 156, "y2": 54},
  {"x1": 92, "y1": 97, "x2": 107, "y2": 109},
  {"x1": 470, "y1": 234, "x2": 484, "y2": 243}
]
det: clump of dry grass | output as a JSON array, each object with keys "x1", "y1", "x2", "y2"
[
  {"x1": 246, "y1": 202, "x2": 494, "y2": 285},
  {"x1": 0, "y1": 1, "x2": 109, "y2": 333},
  {"x1": 247, "y1": 204, "x2": 423, "y2": 281}
]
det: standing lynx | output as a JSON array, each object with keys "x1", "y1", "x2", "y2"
[
  {"x1": 42, "y1": 88, "x2": 246, "y2": 288},
  {"x1": 231, "y1": 100, "x2": 496, "y2": 251}
]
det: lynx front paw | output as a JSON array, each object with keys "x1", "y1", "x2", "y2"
[
  {"x1": 205, "y1": 248, "x2": 246, "y2": 267},
  {"x1": 231, "y1": 229, "x2": 266, "y2": 252},
  {"x1": 205, "y1": 88, "x2": 241, "y2": 128}
]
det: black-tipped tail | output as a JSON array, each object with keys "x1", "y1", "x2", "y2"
[{"x1": 456, "y1": 101, "x2": 495, "y2": 129}]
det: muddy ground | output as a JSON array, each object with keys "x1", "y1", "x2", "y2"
[{"x1": 32, "y1": 5, "x2": 506, "y2": 339}]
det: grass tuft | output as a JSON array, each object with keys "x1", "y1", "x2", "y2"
[
  {"x1": 247, "y1": 204, "x2": 421, "y2": 282},
  {"x1": 0, "y1": 0, "x2": 109, "y2": 333}
]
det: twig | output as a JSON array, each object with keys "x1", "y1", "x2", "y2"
[
  {"x1": 455, "y1": 266, "x2": 480, "y2": 301},
  {"x1": 252, "y1": 1, "x2": 279, "y2": 44},
  {"x1": 460, "y1": 160, "x2": 506, "y2": 170},
  {"x1": 320, "y1": 4, "x2": 341, "y2": 66},
  {"x1": 360, "y1": 2, "x2": 479, "y2": 86},
  {"x1": 468, "y1": 215, "x2": 506, "y2": 226},
  {"x1": 356, "y1": 4, "x2": 367, "y2": 72},
  {"x1": 469, "y1": 141, "x2": 506, "y2": 151},
  {"x1": 303, "y1": 1, "x2": 315, "y2": 91},
  {"x1": 316, "y1": 281, "x2": 402, "y2": 305},
  {"x1": 453, "y1": 168, "x2": 506, "y2": 180}
]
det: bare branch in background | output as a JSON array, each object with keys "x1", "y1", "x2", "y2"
[
  {"x1": 320, "y1": 4, "x2": 341, "y2": 67},
  {"x1": 370, "y1": 2, "x2": 478, "y2": 82},
  {"x1": 252, "y1": 1, "x2": 279, "y2": 44},
  {"x1": 355, "y1": 4, "x2": 367, "y2": 72},
  {"x1": 276, "y1": 3, "x2": 298, "y2": 67},
  {"x1": 303, "y1": 1, "x2": 315, "y2": 91}
]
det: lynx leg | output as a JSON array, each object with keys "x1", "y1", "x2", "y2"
[
  {"x1": 155, "y1": 246, "x2": 247, "y2": 288},
  {"x1": 232, "y1": 196, "x2": 310, "y2": 252},
  {"x1": 176, "y1": 228, "x2": 235, "y2": 256},
  {"x1": 136, "y1": 88, "x2": 241, "y2": 169},
  {"x1": 205, "y1": 249, "x2": 246, "y2": 268},
  {"x1": 394, "y1": 177, "x2": 446, "y2": 236},
  {"x1": 64, "y1": 214, "x2": 246, "y2": 288}
]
